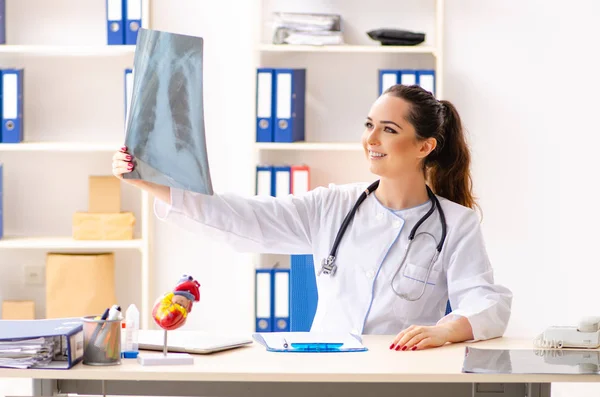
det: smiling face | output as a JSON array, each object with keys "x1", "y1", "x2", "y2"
[{"x1": 362, "y1": 94, "x2": 437, "y2": 179}]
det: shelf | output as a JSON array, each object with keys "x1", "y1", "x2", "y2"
[
  {"x1": 0, "y1": 236, "x2": 144, "y2": 250},
  {"x1": 0, "y1": 142, "x2": 121, "y2": 152},
  {"x1": 259, "y1": 44, "x2": 437, "y2": 55},
  {"x1": 0, "y1": 45, "x2": 135, "y2": 56},
  {"x1": 255, "y1": 142, "x2": 363, "y2": 151}
]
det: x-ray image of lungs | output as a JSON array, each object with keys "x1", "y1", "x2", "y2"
[{"x1": 124, "y1": 28, "x2": 214, "y2": 195}]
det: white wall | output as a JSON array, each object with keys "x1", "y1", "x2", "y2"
[
  {"x1": 445, "y1": 1, "x2": 600, "y2": 395},
  {"x1": 147, "y1": 0, "x2": 259, "y2": 333}
]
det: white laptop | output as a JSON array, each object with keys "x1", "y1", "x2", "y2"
[{"x1": 138, "y1": 329, "x2": 253, "y2": 354}]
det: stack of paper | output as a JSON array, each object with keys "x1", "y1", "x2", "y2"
[
  {"x1": 271, "y1": 13, "x2": 344, "y2": 46},
  {"x1": 0, "y1": 337, "x2": 56, "y2": 369}
]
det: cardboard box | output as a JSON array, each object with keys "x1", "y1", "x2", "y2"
[
  {"x1": 72, "y1": 212, "x2": 135, "y2": 240},
  {"x1": 45, "y1": 253, "x2": 117, "y2": 319},
  {"x1": 2, "y1": 300, "x2": 35, "y2": 320},
  {"x1": 89, "y1": 176, "x2": 121, "y2": 213}
]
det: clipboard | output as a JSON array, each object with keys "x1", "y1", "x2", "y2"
[{"x1": 252, "y1": 332, "x2": 368, "y2": 353}]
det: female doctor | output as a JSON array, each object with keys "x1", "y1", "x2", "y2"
[{"x1": 112, "y1": 84, "x2": 512, "y2": 351}]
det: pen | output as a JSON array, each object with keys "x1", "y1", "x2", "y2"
[
  {"x1": 290, "y1": 343, "x2": 343, "y2": 352},
  {"x1": 283, "y1": 338, "x2": 288, "y2": 349},
  {"x1": 89, "y1": 308, "x2": 110, "y2": 348}
]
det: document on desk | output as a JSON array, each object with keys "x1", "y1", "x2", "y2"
[
  {"x1": 462, "y1": 346, "x2": 600, "y2": 375},
  {"x1": 124, "y1": 28, "x2": 214, "y2": 195},
  {"x1": 252, "y1": 332, "x2": 368, "y2": 352}
]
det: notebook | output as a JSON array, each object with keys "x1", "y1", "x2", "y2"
[{"x1": 138, "y1": 330, "x2": 253, "y2": 354}]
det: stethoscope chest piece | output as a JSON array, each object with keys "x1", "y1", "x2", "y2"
[{"x1": 318, "y1": 255, "x2": 337, "y2": 276}]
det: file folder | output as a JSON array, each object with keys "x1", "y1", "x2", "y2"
[
  {"x1": 272, "y1": 268, "x2": 290, "y2": 332},
  {"x1": 124, "y1": 68, "x2": 133, "y2": 127},
  {"x1": 400, "y1": 69, "x2": 417, "y2": 86},
  {"x1": 256, "y1": 68, "x2": 275, "y2": 142},
  {"x1": 106, "y1": 0, "x2": 124, "y2": 45},
  {"x1": 378, "y1": 69, "x2": 398, "y2": 95},
  {"x1": 273, "y1": 166, "x2": 291, "y2": 197},
  {"x1": 417, "y1": 69, "x2": 436, "y2": 96},
  {"x1": 291, "y1": 165, "x2": 310, "y2": 195},
  {"x1": 0, "y1": 164, "x2": 3, "y2": 239},
  {"x1": 0, "y1": 0, "x2": 5, "y2": 45},
  {"x1": 252, "y1": 332, "x2": 367, "y2": 353},
  {"x1": 256, "y1": 165, "x2": 274, "y2": 196},
  {"x1": 0, "y1": 317, "x2": 84, "y2": 369},
  {"x1": 1, "y1": 69, "x2": 23, "y2": 143},
  {"x1": 274, "y1": 68, "x2": 305, "y2": 142},
  {"x1": 290, "y1": 255, "x2": 318, "y2": 331},
  {"x1": 255, "y1": 269, "x2": 273, "y2": 332},
  {"x1": 124, "y1": 0, "x2": 142, "y2": 45}
]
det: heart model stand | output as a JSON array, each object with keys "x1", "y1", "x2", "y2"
[{"x1": 138, "y1": 275, "x2": 201, "y2": 366}]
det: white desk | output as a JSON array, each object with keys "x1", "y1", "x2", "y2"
[{"x1": 0, "y1": 336, "x2": 598, "y2": 397}]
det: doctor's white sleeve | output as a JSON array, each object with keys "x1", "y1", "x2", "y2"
[
  {"x1": 436, "y1": 210, "x2": 513, "y2": 341},
  {"x1": 153, "y1": 187, "x2": 327, "y2": 254}
]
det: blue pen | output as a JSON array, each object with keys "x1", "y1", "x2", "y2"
[
  {"x1": 290, "y1": 343, "x2": 344, "y2": 351},
  {"x1": 89, "y1": 308, "x2": 110, "y2": 347}
]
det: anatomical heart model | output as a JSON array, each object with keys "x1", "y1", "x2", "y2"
[
  {"x1": 138, "y1": 275, "x2": 200, "y2": 366},
  {"x1": 152, "y1": 274, "x2": 201, "y2": 330},
  {"x1": 123, "y1": 28, "x2": 214, "y2": 195}
]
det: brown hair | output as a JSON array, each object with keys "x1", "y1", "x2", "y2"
[{"x1": 383, "y1": 84, "x2": 477, "y2": 210}]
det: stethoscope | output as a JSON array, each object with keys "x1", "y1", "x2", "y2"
[{"x1": 318, "y1": 180, "x2": 448, "y2": 301}]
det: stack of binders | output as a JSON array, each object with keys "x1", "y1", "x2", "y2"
[
  {"x1": 378, "y1": 69, "x2": 436, "y2": 97},
  {"x1": 255, "y1": 267, "x2": 290, "y2": 333},
  {"x1": 255, "y1": 164, "x2": 310, "y2": 197},
  {"x1": 0, "y1": 68, "x2": 24, "y2": 144},
  {"x1": 106, "y1": 0, "x2": 142, "y2": 45},
  {"x1": 256, "y1": 68, "x2": 306, "y2": 143}
]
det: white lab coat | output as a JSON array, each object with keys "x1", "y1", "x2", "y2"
[{"x1": 154, "y1": 182, "x2": 512, "y2": 340}]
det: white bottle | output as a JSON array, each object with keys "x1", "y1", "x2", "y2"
[{"x1": 123, "y1": 304, "x2": 139, "y2": 357}]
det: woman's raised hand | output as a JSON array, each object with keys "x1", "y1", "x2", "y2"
[{"x1": 112, "y1": 145, "x2": 136, "y2": 181}]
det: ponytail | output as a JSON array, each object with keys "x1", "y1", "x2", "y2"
[
  {"x1": 383, "y1": 84, "x2": 478, "y2": 211},
  {"x1": 427, "y1": 100, "x2": 477, "y2": 210}
]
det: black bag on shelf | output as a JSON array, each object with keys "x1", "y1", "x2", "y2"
[{"x1": 366, "y1": 29, "x2": 425, "y2": 46}]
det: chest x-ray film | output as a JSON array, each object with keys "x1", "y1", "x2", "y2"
[{"x1": 124, "y1": 28, "x2": 214, "y2": 195}]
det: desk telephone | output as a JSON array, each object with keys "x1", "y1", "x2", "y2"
[{"x1": 534, "y1": 316, "x2": 600, "y2": 349}]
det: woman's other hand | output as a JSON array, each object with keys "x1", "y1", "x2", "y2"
[
  {"x1": 390, "y1": 317, "x2": 474, "y2": 351},
  {"x1": 389, "y1": 325, "x2": 451, "y2": 351}
]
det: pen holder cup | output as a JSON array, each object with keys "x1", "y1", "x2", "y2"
[{"x1": 82, "y1": 315, "x2": 122, "y2": 366}]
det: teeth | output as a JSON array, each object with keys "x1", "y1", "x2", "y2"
[{"x1": 369, "y1": 150, "x2": 386, "y2": 158}]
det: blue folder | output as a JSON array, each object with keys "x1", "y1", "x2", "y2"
[
  {"x1": 274, "y1": 68, "x2": 306, "y2": 143},
  {"x1": 0, "y1": 318, "x2": 84, "y2": 369},
  {"x1": 253, "y1": 332, "x2": 367, "y2": 353}
]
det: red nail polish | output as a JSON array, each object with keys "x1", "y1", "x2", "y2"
[
  {"x1": 395, "y1": 345, "x2": 401, "y2": 351},
  {"x1": 411, "y1": 346, "x2": 417, "y2": 351},
  {"x1": 401, "y1": 346, "x2": 407, "y2": 351},
  {"x1": 389, "y1": 344, "x2": 395, "y2": 350},
  {"x1": 126, "y1": 155, "x2": 132, "y2": 160}
]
